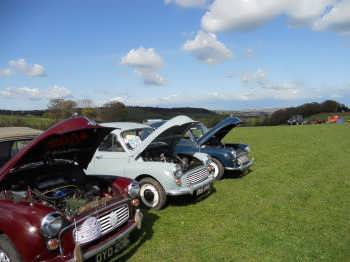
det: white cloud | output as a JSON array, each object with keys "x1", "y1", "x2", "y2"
[
  {"x1": 165, "y1": 0, "x2": 207, "y2": 8},
  {"x1": 8, "y1": 58, "x2": 46, "y2": 77},
  {"x1": 241, "y1": 68, "x2": 267, "y2": 85},
  {"x1": 182, "y1": 30, "x2": 232, "y2": 64},
  {"x1": 0, "y1": 85, "x2": 71, "y2": 100},
  {"x1": 201, "y1": 0, "x2": 342, "y2": 33},
  {"x1": 313, "y1": 0, "x2": 350, "y2": 34},
  {"x1": 238, "y1": 68, "x2": 304, "y2": 100},
  {"x1": 0, "y1": 68, "x2": 13, "y2": 77},
  {"x1": 121, "y1": 47, "x2": 166, "y2": 86}
]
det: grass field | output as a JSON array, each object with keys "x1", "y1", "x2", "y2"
[
  {"x1": 0, "y1": 114, "x2": 54, "y2": 130},
  {"x1": 116, "y1": 124, "x2": 350, "y2": 261}
]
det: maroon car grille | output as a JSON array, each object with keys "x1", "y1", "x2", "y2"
[
  {"x1": 185, "y1": 168, "x2": 209, "y2": 186},
  {"x1": 97, "y1": 204, "x2": 129, "y2": 235}
]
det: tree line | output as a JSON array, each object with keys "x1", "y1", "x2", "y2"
[{"x1": 266, "y1": 100, "x2": 349, "y2": 125}]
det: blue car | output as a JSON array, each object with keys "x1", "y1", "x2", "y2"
[{"x1": 150, "y1": 116, "x2": 254, "y2": 180}]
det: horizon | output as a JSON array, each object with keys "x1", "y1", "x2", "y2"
[{"x1": 1, "y1": 1, "x2": 350, "y2": 110}]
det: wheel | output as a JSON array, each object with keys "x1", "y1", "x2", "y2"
[
  {"x1": 139, "y1": 177, "x2": 167, "y2": 210},
  {"x1": 0, "y1": 235, "x2": 23, "y2": 262},
  {"x1": 210, "y1": 158, "x2": 225, "y2": 180}
]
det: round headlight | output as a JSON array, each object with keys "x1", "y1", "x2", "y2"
[
  {"x1": 174, "y1": 164, "x2": 183, "y2": 178},
  {"x1": 231, "y1": 150, "x2": 237, "y2": 159},
  {"x1": 41, "y1": 212, "x2": 64, "y2": 238},
  {"x1": 245, "y1": 146, "x2": 250, "y2": 153},
  {"x1": 128, "y1": 181, "x2": 140, "y2": 199}
]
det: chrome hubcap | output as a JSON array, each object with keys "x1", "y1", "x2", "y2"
[
  {"x1": 140, "y1": 184, "x2": 159, "y2": 208},
  {"x1": 210, "y1": 162, "x2": 220, "y2": 178},
  {"x1": 0, "y1": 249, "x2": 10, "y2": 262}
]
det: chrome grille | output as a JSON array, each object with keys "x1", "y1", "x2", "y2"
[
  {"x1": 238, "y1": 153, "x2": 249, "y2": 164},
  {"x1": 97, "y1": 204, "x2": 129, "y2": 235},
  {"x1": 185, "y1": 168, "x2": 209, "y2": 186}
]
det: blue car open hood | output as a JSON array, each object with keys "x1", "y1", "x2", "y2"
[{"x1": 196, "y1": 117, "x2": 241, "y2": 146}]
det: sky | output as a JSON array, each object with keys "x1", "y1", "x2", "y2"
[{"x1": 0, "y1": 0, "x2": 350, "y2": 110}]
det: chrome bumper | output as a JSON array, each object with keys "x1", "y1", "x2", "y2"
[
  {"x1": 167, "y1": 175, "x2": 214, "y2": 196},
  {"x1": 225, "y1": 158, "x2": 254, "y2": 171},
  {"x1": 67, "y1": 210, "x2": 143, "y2": 262}
]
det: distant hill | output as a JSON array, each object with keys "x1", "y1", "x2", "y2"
[{"x1": 126, "y1": 106, "x2": 217, "y2": 122}]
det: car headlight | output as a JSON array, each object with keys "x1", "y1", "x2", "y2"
[
  {"x1": 231, "y1": 150, "x2": 237, "y2": 159},
  {"x1": 174, "y1": 164, "x2": 183, "y2": 178},
  {"x1": 41, "y1": 212, "x2": 64, "y2": 238},
  {"x1": 128, "y1": 181, "x2": 140, "y2": 199},
  {"x1": 245, "y1": 146, "x2": 250, "y2": 153}
]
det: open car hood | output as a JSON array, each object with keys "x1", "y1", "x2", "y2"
[
  {"x1": 132, "y1": 115, "x2": 197, "y2": 159},
  {"x1": 0, "y1": 117, "x2": 113, "y2": 182},
  {"x1": 197, "y1": 116, "x2": 241, "y2": 146}
]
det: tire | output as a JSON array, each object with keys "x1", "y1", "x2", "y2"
[
  {"x1": 0, "y1": 235, "x2": 23, "y2": 262},
  {"x1": 139, "y1": 177, "x2": 167, "y2": 210},
  {"x1": 210, "y1": 158, "x2": 225, "y2": 180}
]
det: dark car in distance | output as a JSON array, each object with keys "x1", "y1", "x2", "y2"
[
  {"x1": 151, "y1": 116, "x2": 254, "y2": 180},
  {"x1": 0, "y1": 117, "x2": 142, "y2": 262}
]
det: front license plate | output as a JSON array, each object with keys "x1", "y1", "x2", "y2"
[
  {"x1": 86, "y1": 238, "x2": 128, "y2": 262},
  {"x1": 196, "y1": 183, "x2": 211, "y2": 196}
]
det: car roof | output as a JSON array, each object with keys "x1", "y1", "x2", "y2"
[
  {"x1": 0, "y1": 127, "x2": 42, "y2": 142},
  {"x1": 101, "y1": 122, "x2": 151, "y2": 131}
]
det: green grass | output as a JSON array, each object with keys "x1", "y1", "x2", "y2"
[
  {"x1": 0, "y1": 114, "x2": 54, "y2": 130},
  {"x1": 117, "y1": 124, "x2": 350, "y2": 261}
]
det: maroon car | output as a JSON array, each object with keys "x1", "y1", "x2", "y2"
[{"x1": 0, "y1": 117, "x2": 143, "y2": 262}]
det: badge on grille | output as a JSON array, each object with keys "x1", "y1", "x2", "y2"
[
  {"x1": 74, "y1": 216, "x2": 102, "y2": 244},
  {"x1": 109, "y1": 211, "x2": 119, "y2": 228}
]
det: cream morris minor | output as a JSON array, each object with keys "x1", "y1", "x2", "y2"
[{"x1": 86, "y1": 116, "x2": 215, "y2": 209}]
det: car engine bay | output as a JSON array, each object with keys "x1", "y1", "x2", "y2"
[
  {"x1": 0, "y1": 162, "x2": 119, "y2": 218},
  {"x1": 141, "y1": 145, "x2": 203, "y2": 172}
]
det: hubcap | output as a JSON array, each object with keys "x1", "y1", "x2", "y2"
[
  {"x1": 140, "y1": 184, "x2": 159, "y2": 208},
  {"x1": 210, "y1": 162, "x2": 220, "y2": 178},
  {"x1": 0, "y1": 249, "x2": 10, "y2": 262}
]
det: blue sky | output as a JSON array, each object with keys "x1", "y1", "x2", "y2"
[{"x1": 1, "y1": 0, "x2": 350, "y2": 110}]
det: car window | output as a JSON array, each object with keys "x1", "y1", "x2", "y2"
[
  {"x1": 99, "y1": 134, "x2": 124, "y2": 152},
  {"x1": 121, "y1": 128, "x2": 152, "y2": 150},
  {"x1": 182, "y1": 123, "x2": 208, "y2": 140},
  {"x1": 10, "y1": 140, "x2": 31, "y2": 156},
  {"x1": 0, "y1": 141, "x2": 12, "y2": 166}
]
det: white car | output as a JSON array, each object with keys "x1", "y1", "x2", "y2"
[{"x1": 86, "y1": 116, "x2": 215, "y2": 209}]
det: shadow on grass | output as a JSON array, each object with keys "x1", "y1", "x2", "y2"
[
  {"x1": 166, "y1": 186, "x2": 217, "y2": 207},
  {"x1": 223, "y1": 169, "x2": 254, "y2": 179},
  {"x1": 115, "y1": 211, "x2": 159, "y2": 262}
]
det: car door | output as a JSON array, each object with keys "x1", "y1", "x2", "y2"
[{"x1": 87, "y1": 133, "x2": 128, "y2": 177}]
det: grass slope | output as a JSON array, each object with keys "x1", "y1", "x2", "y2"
[{"x1": 118, "y1": 124, "x2": 350, "y2": 261}]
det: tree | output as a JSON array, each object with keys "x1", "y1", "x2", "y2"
[
  {"x1": 77, "y1": 99, "x2": 97, "y2": 119},
  {"x1": 321, "y1": 100, "x2": 339, "y2": 113},
  {"x1": 47, "y1": 99, "x2": 77, "y2": 120},
  {"x1": 98, "y1": 101, "x2": 128, "y2": 122}
]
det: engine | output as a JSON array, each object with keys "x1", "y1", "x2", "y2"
[
  {"x1": 0, "y1": 162, "x2": 116, "y2": 217},
  {"x1": 142, "y1": 148, "x2": 202, "y2": 172}
]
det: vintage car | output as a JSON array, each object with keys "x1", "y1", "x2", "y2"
[
  {"x1": 152, "y1": 116, "x2": 254, "y2": 180},
  {"x1": 0, "y1": 117, "x2": 142, "y2": 262},
  {"x1": 86, "y1": 115, "x2": 215, "y2": 210},
  {"x1": 0, "y1": 127, "x2": 41, "y2": 167}
]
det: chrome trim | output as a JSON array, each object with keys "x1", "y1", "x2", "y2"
[
  {"x1": 167, "y1": 176, "x2": 214, "y2": 196},
  {"x1": 184, "y1": 167, "x2": 209, "y2": 187},
  {"x1": 66, "y1": 222, "x2": 137, "y2": 262},
  {"x1": 225, "y1": 158, "x2": 254, "y2": 171},
  {"x1": 58, "y1": 198, "x2": 129, "y2": 255},
  {"x1": 40, "y1": 212, "x2": 64, "y2": 238}
]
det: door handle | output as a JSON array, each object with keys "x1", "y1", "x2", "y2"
[{"x1": 96, "y1": 155, "x2": 103, "y2": 159}]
